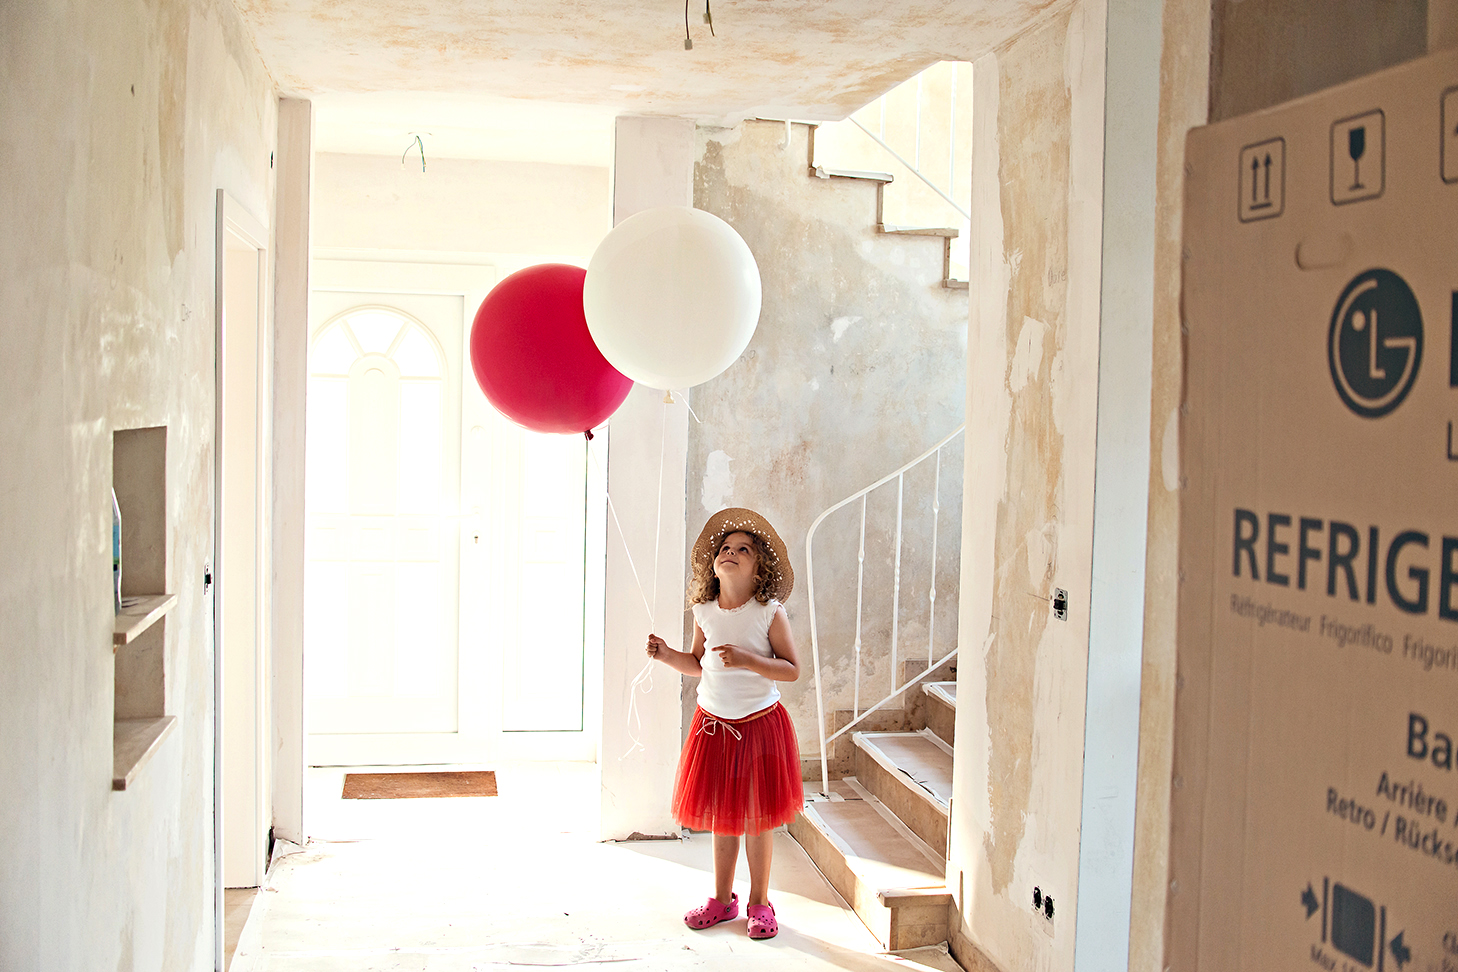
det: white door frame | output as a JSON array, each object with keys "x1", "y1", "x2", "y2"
[
  {"x1": 303, "y1": 254, "x2": 606, "y2": 772},
  {"x1": 213, "y1": 189, "x2": 271, "y2": 949}
]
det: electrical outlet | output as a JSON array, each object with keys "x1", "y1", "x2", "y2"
[{"x1": 1032, "y1": 885, "x2": 1056, "y2": 936}]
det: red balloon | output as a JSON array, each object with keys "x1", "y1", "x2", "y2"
[{"x1": 469, "y1": 264, "x2": 632, "y2": 435}]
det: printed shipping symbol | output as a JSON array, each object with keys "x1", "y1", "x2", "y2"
[{"x1": 1303, "y1": 878, "x2": 1411, "y2": 969}]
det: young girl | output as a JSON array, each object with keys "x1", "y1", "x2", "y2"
[{"x1": 645, "y1": 507, "x2": 803, "y2": 941}]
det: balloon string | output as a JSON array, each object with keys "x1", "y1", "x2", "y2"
[
  {"x1": 677, "y1": 392, "x2": 701, "y2": 424},
  {"x1": 625, "y1": 404, "x2": 672, "y2": 760},
  {"x1": 650, "y1": 402, "x2": 667, "y2": 624},
  {"x1": 621, "y1": 657, "x2": 656, "y2": 759},
  {"x1": 589, "y1": 443, "x2": 656, "y2": 631}
]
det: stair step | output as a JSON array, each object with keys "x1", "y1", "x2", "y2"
[
  {"x1": 854, "y1": 731, "x2": 952, "y2": 856},
  {"x1": 922, "y1": 681, "x2": 956, "y2": 747},
  {"x1": 811, "y1": 165, "x2": 895, "y2": 183},
  {"x1": 941, "y1": 279, "x2": 970, "y2": 291},
  {"x1": 788, "y1": 793, "x2": 949, "y2": 950},
  {"x1": 879, "y1": 224, "x2": 959, "y2": 238}
]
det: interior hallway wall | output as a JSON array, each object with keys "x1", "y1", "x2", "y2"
[
  {"x1": 0, "y1": 0, "x2": 277, "y2": 966},
  {"x1": 311, "y1": 152, "x2": 610, "y2": 268},
  {"x1": 949, "y1": 2, "x2": 1107, "y2": 969},
  {"x1": 689, "y1": 119, "x2": 968, "y2": 763}
]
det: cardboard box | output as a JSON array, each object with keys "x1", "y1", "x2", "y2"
[{"x1": 1173, "y1": 48, "x2": 1458, "y2": 972}]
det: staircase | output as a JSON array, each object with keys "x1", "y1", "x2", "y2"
[
  {"x1": 790, "y1": 664, "x2": 958, "y2": 950},
  {"x1": 809, "y1": 60, "x2": 972, "y2": 287},
  {"x1": 807, "y1": 148, "x2": 968, "y2": 292}
]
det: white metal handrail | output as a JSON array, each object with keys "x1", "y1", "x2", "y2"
[
  {"x1": 805, "y1": 424, "x2": 964, "y2": 797},
  {"x1": 849, "y1": 116, "x2": 971, "y2": 223}
]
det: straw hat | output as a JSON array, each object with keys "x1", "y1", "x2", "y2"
[{"x1": 692, "y1": 507, "x2": 794, "y2": 602}]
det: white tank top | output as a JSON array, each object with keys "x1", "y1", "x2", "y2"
[{"x1": 692, "y1": 597, "x2": 783, "y2": 719}]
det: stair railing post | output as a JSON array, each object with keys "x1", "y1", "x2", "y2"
[
  {"x1": 928, "y1": 447, "x2": 941, "y2": 666},
  {"x1": 806, "y1": 525, "x2": 831, "y2": 799},
  {"x1": 854, "y1": 495, "x2": 866, "y2": 720},
  {"x1": 891, "y1": 473, "x2": 903, "y2": 696}
]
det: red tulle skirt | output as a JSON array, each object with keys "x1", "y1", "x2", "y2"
[{"x1": 672, "y1": 702, "x2": 803, "y2": 836}]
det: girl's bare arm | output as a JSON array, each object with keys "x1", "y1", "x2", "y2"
[
  {"x1": 710, "y1": 607, "x2": 800, "y2": 682},
  {"x1": 646, "y1": 623, "x2": 706, "y2": 677}
]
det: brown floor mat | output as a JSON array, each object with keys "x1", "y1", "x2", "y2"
[{"x1": 341, "y1": 770, "x2": 498, "y2": 799}]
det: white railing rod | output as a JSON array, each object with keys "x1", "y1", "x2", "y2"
[
  {"x1": 849, "y1": 117, "x2": 971, "y2": 223},
  {"x1": 854, "y1": 495, "x2": 866, "y2": 719},
  {"x1": 928, "y1": 447, "x2": 941, "y2": 665},
  {"x1": 823, "y1": 648, "x2": 960, "y2": 749},
  {"x1": 948, "y1": 63, "x2": 958, "y2": 200},
  {"x1": 804, "y1": 424, "x2": 965, "y2": 538},
  {"x1": 891, "y1": 473, "x2": 903, "y2": 694},
  {"x1": 805, "y1": 424, "x2": 964, "y2": 798},
  {"x1": 914, "y1": 73, "x2": 924, "y2": 172}
]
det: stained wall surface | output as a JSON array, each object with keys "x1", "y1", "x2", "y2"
[
  {"x1": 949, "y1": 2, "x2": 1107, "y2": 969},
  {"x1": 689, "y1": 120, "x2": 969, "y2": 759},
  {"x1": 0, "y1": 0, "x2": 277, "y2": 966}
]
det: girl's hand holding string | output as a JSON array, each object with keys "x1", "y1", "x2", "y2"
[{"x1": 646, "y1": 634, "x2": 668, "y2": 659}]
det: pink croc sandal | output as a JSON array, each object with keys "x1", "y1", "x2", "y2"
[
  {"x1": 684, "y1": 893, "x2": 738, "y2": 929},
  {"x1": 746, "y1": 902, "x2": 778, "y2": 940}
]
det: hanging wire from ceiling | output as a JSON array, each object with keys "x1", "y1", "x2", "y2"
[
  {"x1": 402, "y1": 134, "x2": 426, "y2": 172},
  {"x1": 683, "y1": 0, "x2": 713, "y2": 49}
]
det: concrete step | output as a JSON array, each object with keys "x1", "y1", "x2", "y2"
[
  {"x1": 922, "y1": 681, "x2": 956, "y2": 748},
  {"x1": 853, "y1": 730, "x2": 952, "y2": 857},
  {"x1": 789, "y1": 779, "x2": 950, "y2": 950}
]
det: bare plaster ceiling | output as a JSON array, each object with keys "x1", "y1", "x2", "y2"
[{"x1": 235, "y1": 0, "x2": 1064, "y2": 123}]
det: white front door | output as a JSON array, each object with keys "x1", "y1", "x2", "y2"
[
  {"x1": 305, "y1": 260, "x2": 600, "y2": 767},
  {"x1": 306, "y1": 292, "x2": 464, "y2": 762}
]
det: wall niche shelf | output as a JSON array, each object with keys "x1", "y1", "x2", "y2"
[
  {"x1": 112, "y1": 425, "x2": 172, "y2": 793},
  {"x1": 113, "y1": 716, "x2": 177, "y2": 790},
  {"x1": 113, "y1": 594, "x2": 178, "y2": 647}
]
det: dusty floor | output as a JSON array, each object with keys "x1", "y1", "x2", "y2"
[{"x1": 229, "y1": 762, "x2": 961, "y2": 972}]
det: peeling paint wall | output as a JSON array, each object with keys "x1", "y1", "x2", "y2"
[
  {"x1": 950, "y1": 3, "x2": 1106, "y2": 970},
  {"x1": 0, "y1": 0, "x2": 277, "y2": 966},
  {"x1": 689, "y1": 120, "x2": 968, "y2": 760}
]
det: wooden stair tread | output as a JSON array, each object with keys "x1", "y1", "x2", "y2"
[
  {"x1": 808, "y1": 801, "x2": 943, "y2": 887},
  {"x1": 923, "y1": 681, "x2": 957, "y2": 705},
  {"x1": 857, "y1": 731, "x2": 954, "y2": 807},
  {"x1": 879, "y1": 224, "x2": 959, "y2": 238}
]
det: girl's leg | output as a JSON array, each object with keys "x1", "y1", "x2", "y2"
[
  {"x1": 744, "y1": 830, "x2": 774, "y2": 907},
  {"x1": 712, "y1": 833, "x2": 740, "y2": 904}
]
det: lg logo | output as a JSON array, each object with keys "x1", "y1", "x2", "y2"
[{"x1": 1328, "y1": 269, "x2": 1423, "y2": 418}]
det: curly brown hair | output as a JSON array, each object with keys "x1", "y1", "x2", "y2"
[{"x1": 688, "y1": 530, "x2": 776, "y2": 606}]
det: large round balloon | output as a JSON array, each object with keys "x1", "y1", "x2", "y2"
[
  {"x1": 583, "y1": 206, "x2": 761, "y2": 390},
  {"x1": 469, "y1": 264, "x2": 632, "y2": 435}
]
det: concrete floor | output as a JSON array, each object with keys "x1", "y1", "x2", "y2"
[{"x1": 229, "y1": 762, "x2": 963, "y2": 972}]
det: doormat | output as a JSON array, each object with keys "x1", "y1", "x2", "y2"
[{"x1": 341, "y1": 770, "x2": 498, "y2": 800}]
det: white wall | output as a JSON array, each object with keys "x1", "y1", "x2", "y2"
[
  {"x1": 597, "y1": 115, "x2": 695, "y2": 840},
  {"x1": 0, "y1": 0, "x2": 278, "y2": 966},
  {"x1": 311, "y1": 152, "x2": 610, "y2": 265}
]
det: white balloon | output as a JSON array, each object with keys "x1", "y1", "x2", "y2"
[{"x1": 583, "y1": 206, "x2": 762, "y2": 390}]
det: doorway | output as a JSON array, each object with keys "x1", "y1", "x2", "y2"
[
  {"x1": 216, "y1": 191, "x2": 272, "y2": 894},
  {"x1": 304, "y1": 259, "x2": 601, "y2": 775}
]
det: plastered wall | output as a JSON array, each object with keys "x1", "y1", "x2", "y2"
[
  {"x1": 949, "y1": 3, "x2": 1107, "y2": 970},
  {"x1": 311, "y1": 152, "x2": 610, "y2": 263},
  {"x1": 0, "y1": 0, "x2": 277, "y2": 966},
  {"x1": 689, "y1": 120, "x2": 968, "y2": 761}
]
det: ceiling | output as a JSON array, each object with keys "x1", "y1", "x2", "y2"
[{"x1": 237, "y1": 0, "x2": 1063, "y2": 161}]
